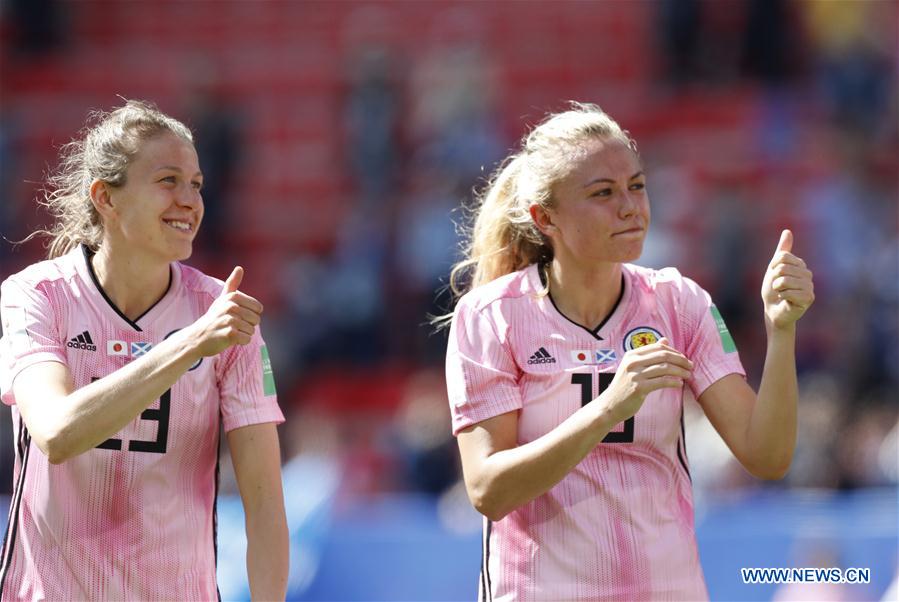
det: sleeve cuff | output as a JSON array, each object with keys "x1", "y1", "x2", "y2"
[
  {"x1": 451, "y1": 396, "x2": 522, "y2": 436},
  {"x1": 222, "y1": 403, "x2": 286, "y2": 433},
  {"x1": 690, "y1": 356, "x2": 746, "y2": 399},
  {"x1": 1, "y1": 352, "x2": 68, "y2": 406}
]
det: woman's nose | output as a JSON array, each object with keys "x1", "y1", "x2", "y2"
[
  {"x1": 618, "y1": 190, "x2": 637, "y2": 217},
  {"x1": 176, "y1": 184, "x2": 202, "y2": 208}
]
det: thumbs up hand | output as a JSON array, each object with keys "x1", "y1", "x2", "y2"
[
  {"x1": 222, "y1": 266, "x2": 244, "y2": 296},
  {"x1": 761, "y1": 230, "x2": 815, "y2": 330},
  {"x1": 188, "y1": 266, "x2": 265, "y2": 358}
]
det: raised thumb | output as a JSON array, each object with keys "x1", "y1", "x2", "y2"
[
  {"x1": 221, "y1": 266, "x2": 243, "y2": 296},
  {"x1": 775, "y1": 229, "x2": 793, "y2": 254}
]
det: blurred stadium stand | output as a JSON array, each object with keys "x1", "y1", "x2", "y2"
[{"x1": 1, "y1": 1, "x2": 897, "y2": 600}]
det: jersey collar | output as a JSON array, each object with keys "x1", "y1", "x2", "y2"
[
  {"x1": 528, "y1": 262, "x2": 632, "y2": 341},
  {"x1": 77, "y1": 244, "x2": 180, "y2": 332}
]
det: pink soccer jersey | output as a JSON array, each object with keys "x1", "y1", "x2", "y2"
[
  {"x1": 446, "y1": 263, "x2": 745, "y2": 601},
  {"x1": 0, "y1": 245, "x2": 284, "y2": 601}
]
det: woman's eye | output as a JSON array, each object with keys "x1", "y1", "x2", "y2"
[
  {"x1": 159, "y1": 176, "x2": 176, "y2": 184},
  {"x1": 629, "y1": 182, "x2": 645, "y2": 191},
  {"x1": 192, "y1": 181, "x2": 203, "y2": 191},
  {"x1": 590, "y1": 189, "x2": 612, "y2": 197}
]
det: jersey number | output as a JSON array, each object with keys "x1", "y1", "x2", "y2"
[
  {"x1": 92, "y1": 378, "x2": 171, "y2": 454},
  {"x1": 571, "y1": 373, "x2": 634, "y2": 443}
]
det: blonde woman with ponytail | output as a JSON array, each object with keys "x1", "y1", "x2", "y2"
[
  {"x1": 444, "y1": 102, "x2": 815, "y2": 601},
  {"x1": 0, "y1": 101, "x2": 287, "y2": 601}
]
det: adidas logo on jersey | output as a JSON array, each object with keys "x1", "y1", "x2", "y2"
[
  {"x1": 67, "y1": 331, "x2": 97, "y2": 352},
  {"x1": 527, "y1": 347, "x2": 556, "y2": 365}
]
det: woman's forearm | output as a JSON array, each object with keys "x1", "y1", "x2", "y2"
[
  {"x1": 746, "y1": 323, "x2": 798, "y2": 478},
  {"x1": 469, "y1": 401, "x2": 619, "y2": 520},
  {"x1": 230, "y1": 423, "x2": 289, "y2": 601},
  {"x1": 17, "y1": 329, "x2": 202, "y2": 463},
  {"x1": 467, "y1": 341, "x2": 693, "y2": 520},
  {"x1": 246, "y1": 511, "x2": 289, "y2": 601}
]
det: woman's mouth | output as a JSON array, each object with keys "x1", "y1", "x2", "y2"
[{"x1": 163, "y1": 219, "x2": 193, "y2": 232}]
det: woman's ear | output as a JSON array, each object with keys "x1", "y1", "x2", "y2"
[
  {"x1": 89, "y1": 179, "x2": 115, "y2": 219},
  {"x1": 530, "y1": 203, "x2": 557, "y2": 238}
]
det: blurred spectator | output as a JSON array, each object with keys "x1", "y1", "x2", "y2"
[
  {"x1": 796, "y1": 140, "x2": 889, "y2": 297},
  {"x1": 7, "y1": 0, "x2": 65, "y2": 56},
  {"x1": 280, "y1": 208, "x2": 390, "y2": 370},
  {"x1": 407, "y1": 6, "x2": 503, "y2": 184},
  {"x1": 858, "y1": 229, "x2": 899, "y2": 392},
  {"x1": 183, "y1": 62, "x2": 242, "y2": 257},
  {"x1": 788, "y1": 374, "x2": 843, "y2": 489},
  {"x1": 802, "y1": 0, "x2": 895, "y2": 136},
  {"x1": 343, "y1": 47, "x2": 402, "y2": 202},
  {"x1": 797, "y1": 140, "x2": 896, "y2": 395},
  {"x1": 322, "y1": 205, "x2": 391, "y2": 363},
  {"x1": 391, "y1": 7, "x2": 504, "y2": 362},
  {"x1": 704, "y1": 186, "x2": 756, "y2": 337},
  {"x1": 0, "y1": 114, "x2": 19, "y2": 264},
  {"x1": 740, "y1": 0, "x2": 800, "y2": 85},
  {"x1": 834, "y1": 398, "x2": 897, "y2": 490},
  {"x1": 656, "y1": 0, "x2": 702, "y2": 88},
  {"x1": 654, "y1": 0, "x2": 745, "y2": 88},
  {"x1": 391, "y1": 370, "x2": 457, "y2": 495},
  {"x1": 389, "y1": 168, "x2": 463, "y2": 361}
]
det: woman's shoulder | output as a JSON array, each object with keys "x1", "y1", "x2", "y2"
[
  {"x1": 457, "y1": 264, "x2": 540, "y2": 314},
  {"x1": 626, "y1": 263, "x2": 702, "y2": 290},
  {"x1": 2, "y1": 250, "x2": 79, "y2": 291},
  {"x1": 176, "y1": 263, "x2": 225, "y2": 298},
  {"x1": 625, "y1": 263, "x2": 711, "y2": 305}
]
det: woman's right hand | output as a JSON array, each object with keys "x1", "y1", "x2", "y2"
[
  {"x1": 185, "y1": 266, "x2": 264, "y2": 358},
  {"x1": 598, "y1": 338, "x2": 693, "y2": 424}
]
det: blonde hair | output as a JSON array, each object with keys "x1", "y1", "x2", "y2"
[
  {"x1": 445, "y1": 102, "x2": 637, "y2": 305},
  {"x1": 33, "y1": 99, "x2": 193, "y2": 259}
]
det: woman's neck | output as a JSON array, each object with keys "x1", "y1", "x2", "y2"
[
  {"x1": 91, "y1": 245, "x2": 171, "y2": 321},
  {"x1": 546, "y1": 258, "x2": 623, "y2": 330}
]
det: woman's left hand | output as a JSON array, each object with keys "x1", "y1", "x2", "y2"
[{"x1": 761, "y1": 229, "x2": 815, "y2": 330}]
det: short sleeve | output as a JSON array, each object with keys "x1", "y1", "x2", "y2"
[
  {"x1": 446, "y1": 300, "x2": 523, "y2": 436},
  {"x1": 678, "y1": 277, "x2": 746, "y2": 398},
  {"x1": 0, "y1": 278, "x2": 68, "y2": 405},
  {"x1": 216, "y1": 326, "x2": 285, "y2": 432}
]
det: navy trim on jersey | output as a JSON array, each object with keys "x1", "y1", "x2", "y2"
[
  {"x1": 479, "y1": 555, "x2": 485, "y2": 602},
  {"x1": 676, "y1": 407, "x2": 691, "y2": 481},
  {"x1": 213, "y1": 416, "x2": 222, "y2": 602},
  {"x1": 81, "y1": 245, "x2": 172, "y2": 331},
  {"x1": 539, "y1": 264, "x2": 625, "y2": 340},
  {"x1": 483, "y1": 519, "x2": 493, "y2": 602},
  {"x1": 0, "y1": 421, "x2": 32, "y2": 597}
]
